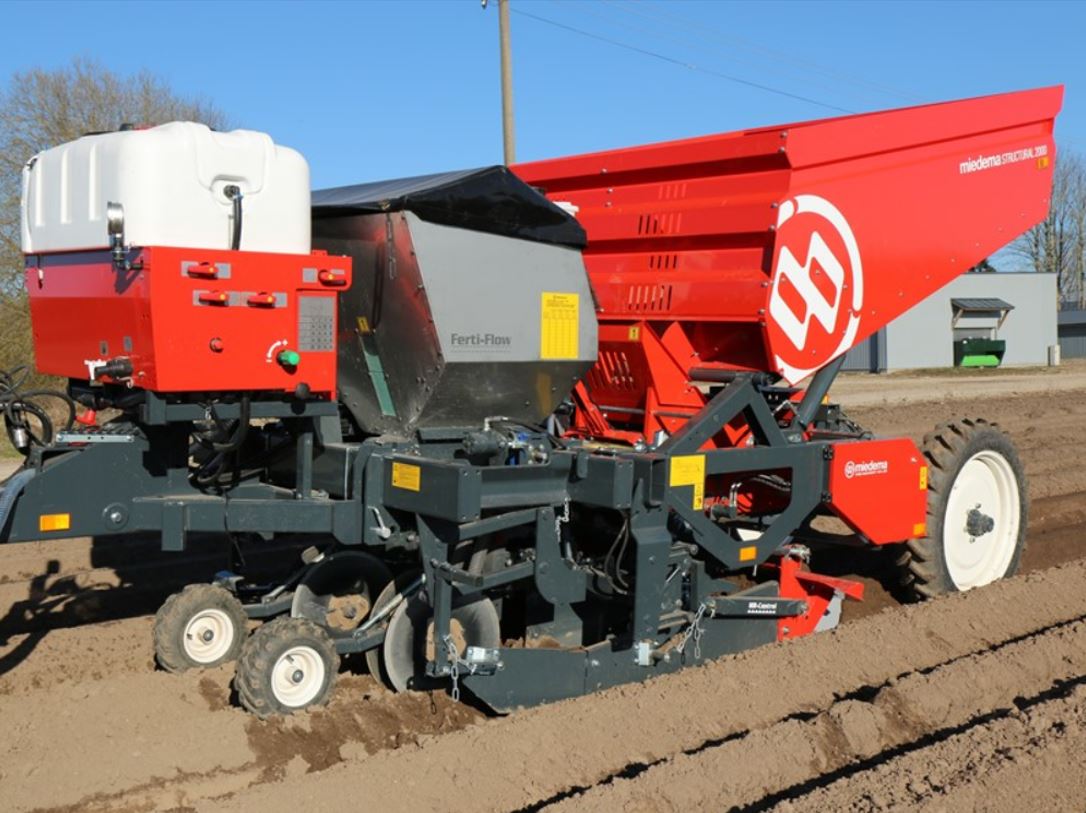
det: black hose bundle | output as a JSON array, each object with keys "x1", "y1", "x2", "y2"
[
  {"x1": 0, "y1": 366, "x2": 76, "y2": 454},
  {"x1": 191, "y1": 396, "x2": 251, "y2": 489}
]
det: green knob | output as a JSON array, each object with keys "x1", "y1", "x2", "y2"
[{"x1": 277, "y1": 349, "x2": 300, "y2": 367}]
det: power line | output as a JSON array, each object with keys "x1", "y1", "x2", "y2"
[
  {"x1": 511, "y1": 7, "x2": 855, "y2": 115},
  {"x1": 601, "y1": 0, "x2": 923, "y2": 104}
]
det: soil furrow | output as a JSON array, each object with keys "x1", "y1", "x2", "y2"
[
  {"x1": 543, "y1": 620, "x2": 1086, "y2": 812},
  {"x1": 773, "y1": 684, "x2": 1086, "y2": 812}
]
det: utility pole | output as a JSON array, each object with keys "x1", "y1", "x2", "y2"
[{"x1": 484, "y1": 0, "x2": 516, "y2": 164}]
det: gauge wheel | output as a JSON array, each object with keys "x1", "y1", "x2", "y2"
[
  {"x1": 235, "y1": 617, "x2": 339, "y2": 718},
  {"x1": 898, "y1": 418, "x2": 1027, "y2": 599},
  {"x1": 153, "y1": 583, "x2": 248, "y2": 673}
]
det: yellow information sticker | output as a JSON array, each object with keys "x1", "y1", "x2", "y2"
[
  {"x1": 540, "y1": 292, "x2": 580, "y2": 360},
  {"x1": 391, "y1": 462, "x2": 421, "y2": 492},
  {"x1": 919, "y1": 465, "x2": 928, "y2": 490},
  {"x1": 669, "y1": 454, "x2": 706, "y2": 510}
]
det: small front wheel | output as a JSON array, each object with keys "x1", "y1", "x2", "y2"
[
  {"x1": 153, "y1": 583, "x2": 248, "y2": 673},
  {"x1": 235, "y1": 617, "x2": 339, "y2": 718}
]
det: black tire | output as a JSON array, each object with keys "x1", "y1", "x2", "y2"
[
  {"x1": 235, "y1": 617, "x2": 339, "y2": 718},
  {"x1": 153, "y1": 583, "x2": 248, "y2": 673},
  {"x1": 898, "y1": 418, "x2": 1027, "y2": 600}
]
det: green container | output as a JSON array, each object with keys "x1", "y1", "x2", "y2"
[{"x1": 953, "y1": 338, "x2": 1006, "y2": 367}]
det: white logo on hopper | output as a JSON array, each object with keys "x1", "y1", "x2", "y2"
[
  {"x1": 844, "y1": 459, "x2": 889, "y2": 479},
  {"x1": 768, "y1": 194, "x2": 864, "y2": 383}
]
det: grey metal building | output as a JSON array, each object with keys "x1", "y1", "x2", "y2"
[
  {"x1": 843, "y1": 272, "x2": 1057, "y2": 371},
  {"x1": 1058, "y1": 307, "x2": 1086, "y2": 358}
]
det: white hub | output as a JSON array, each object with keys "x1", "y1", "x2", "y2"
[
  {"x1": 270, "y1": 646, "x2": 326, "y2": 708},
  {"x1": 183, "y1": 608, "x2": 236, "y2": 664},
  {"x1": 943, "y1": 450, "x2": 1021, "y2": 590}
]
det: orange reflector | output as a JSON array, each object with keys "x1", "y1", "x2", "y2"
[
  {"x1": 39, "y1": 513, "x2": 71, "y2": 532},
  {"x1": 739, "y1": 545, "x2": 757, "y2": 562},
  {"x1": 912, "y1": 522, "x2": 927, "y2": 537}
]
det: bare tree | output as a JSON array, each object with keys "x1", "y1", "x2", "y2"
[
  {"x1": 1008, "y1": 148, "x2": 1086, "y2": 306},
  {"x1": 0, "y1": 58, "x2": 226, "y2": 374}
]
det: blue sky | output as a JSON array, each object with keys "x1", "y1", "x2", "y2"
[{"x1": 1, "y1": 0, "x2": 1081, "y2": 192}]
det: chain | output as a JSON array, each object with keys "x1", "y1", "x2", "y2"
[
  {"x1": 680, "y1": 602, "x2": 708, "y2": 659},
  {"x1": 443, "y1": 633, "x2": 461, "y2": 702},
  {"x1": 554, "y1": 498, "x2": 571, "y2": 541}
]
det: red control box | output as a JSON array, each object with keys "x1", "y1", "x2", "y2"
[{"x1": 25, "y1": 246, "x2": 351, "y2": 397}]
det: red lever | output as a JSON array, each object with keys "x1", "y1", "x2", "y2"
[
  {"x1": 317, "y1": 269, "x2": 347, "y2": 286},
  {"x1": 198, "y1": 290, "x2": 229, "y2": 305},
  {"x1": 186, "y1": 262, "x2": 218, "y2": 279},
  {"x1": 247, "y1": 293, "x2": 277, "y2": 307}
]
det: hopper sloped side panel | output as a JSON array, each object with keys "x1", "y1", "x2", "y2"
[{"x1": 763, "y1": 86, "x2": 1062, "y2": 382}]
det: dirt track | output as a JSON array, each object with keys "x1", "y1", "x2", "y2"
[{"x1": 2, "y1": 371, "x2": 1086, "y2": 812}]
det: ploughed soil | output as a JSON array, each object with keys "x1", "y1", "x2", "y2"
[{"x1": 2, "y1": 367, "x2": 1086, "y2": 812}]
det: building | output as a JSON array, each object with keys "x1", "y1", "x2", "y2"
[
  {"x1": 843, "y1": 272, "x2": 1057, "y2": 372},
  {"x1": 1058, "y1": 307, "x2": 1086, "y2": 358}
]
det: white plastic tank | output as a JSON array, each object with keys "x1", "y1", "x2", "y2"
[{"x1": 20, "y1": 122, "x2": 311, "y2": 255}]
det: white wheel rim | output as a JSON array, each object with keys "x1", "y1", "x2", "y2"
[
  {"x1": 943, "y1": 450, "x2": 1020, "y2": 590},
  {"x1": 183, "y1": 608, "x2": 235, "y2": 664},
  {"x1": 271, "y1": 646, "x2": 326, "y2": 708}
]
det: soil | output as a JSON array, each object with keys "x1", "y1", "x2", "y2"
[{"x1": 2, "y1": 368, "x2": 1086, "y2": 811}]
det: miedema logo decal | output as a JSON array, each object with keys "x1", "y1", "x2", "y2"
[
  {"x1": 768, "y1": 194, "x2": 863, "y2": 383},
  {"x1": 844, "y1": 459, "x2": 889, "y2": 479}
]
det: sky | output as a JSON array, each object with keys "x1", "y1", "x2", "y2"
[{"x1": 1, "y1": 0, "x2": 1081, "y2": 193}]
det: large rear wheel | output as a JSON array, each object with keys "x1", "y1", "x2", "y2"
[{"x1": 898, "y1": 418, "x2": 1027, "y2": 599}]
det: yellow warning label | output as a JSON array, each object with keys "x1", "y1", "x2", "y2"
[
  {"x1": 919, "y1": 465, "x2": 928, "y2": 490},
  {"x1": 391, "y1": 462, "x2": 421, "y2": 492},
  {"x1": 627, "y1": 325, "x2": 641, "y2": 341},
  {"x1": 739, "y1": 545, "x2": 758, "y2": 562},
  {"x1": 669, "y1": 454, "x2": 706, "y2": 510},
  {"x1": 540, "y1": 292, "x2": 580, "y2": 360},
  {"x1": 356, "y1": 316, "x2": 372, "y2": 335}
]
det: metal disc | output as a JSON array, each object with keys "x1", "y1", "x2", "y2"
[
  {"x1": 382, "y1": 592, "x2": 500, "y2": 693},
  {"x1": 291, "y1": 550, "x2": 393, "y2": 632}
]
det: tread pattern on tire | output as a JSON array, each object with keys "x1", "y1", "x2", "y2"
[
  {"x1": 897, "y1": 417, "x2": 1028, "y2": 600},
  {"x1": 153, "y1": 583, "x2": 248, "y2": 674},
  {"x1": 236, "y1": 616, "x2": 338, "y2": 719}
]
